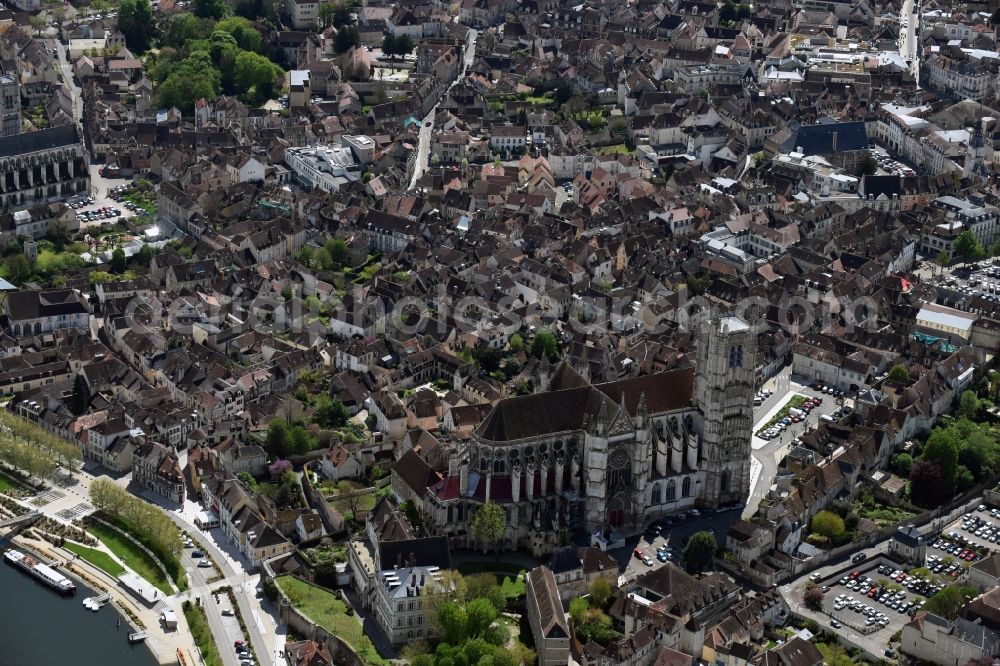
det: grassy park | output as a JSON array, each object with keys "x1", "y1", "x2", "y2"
[
  {"x1": 63, "y1": 541, "x2": 126, "y2": 578},
  {"x1": 86, "y1": 521, "x2": 173, "y2": 594}
]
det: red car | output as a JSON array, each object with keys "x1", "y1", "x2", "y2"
[
  {"x1": 850, "y1": 570, "x2": 860, "y2": 579},
  {"x1": 634, "y1": 548, "x2": 644, "y2": 559}
]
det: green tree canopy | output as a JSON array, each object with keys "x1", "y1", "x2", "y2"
[
  {"x1": 194, "y1": 0, "x2": 230, "y2": 19},
  {"x1": 234, "y1": 50, "x2": 283, "y2": 103},
  {"x1": 683, "y1": 531, "x2": 717, "y2": 573},
  {"x1": 887, "y1": 364, "x2": 910, "y2": 383},
  {"x1": 530, "y1": 330, "x2": 560, "y2": 361},
  {"x1": 955, "y1": 230, "x2": 985, "y2": 264},
  {"x1": 810, "y1": 510, "x2": 846, "y2": 539},
  {"x1": 266, "y1": 419, "x2": 291, "y2": 459},
  {"x1": 216, "y1": 16, "x2": 263, "y2": 52},
  {"x1": 471, "y1": 501, "x2": 506, "y2": 556},
  {"x1": 110, "y1": 247, "x2": 127, "y2": 273},
  {"x1": 118, "y1": 0, "x2": 154, "y2": 52},
  {"x1": 923, "y1": 585, "x2": 976, "y2": 619},
  {"x1": 891, "y1": 452, "x2": 913, "y2": 477},
  {"x1": 960, "y1": 390, "x2": 981, "y2": 420},
  {"x1": 923, "y1": 427, "x2": 960, "y2": 492}
]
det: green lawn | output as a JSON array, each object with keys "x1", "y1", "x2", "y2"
[
  {"x1": 183, "y1": 602, "x2": 223, "y2": 666},
  {"x1": 598, "y1": 144, "x2": 634, "y2": 155},
  {"x1": 63, "y1": 541, "x2": 126, "y2": 577},
  {"x1": 0, "y1": 471, "x2": 18, "y2": 493},
  {"x1": 86, "y1": 521, "x2": 173, "y2": 595},
  {"x1": 275, "y1": 576, "x2": 385, "y2": 666}
]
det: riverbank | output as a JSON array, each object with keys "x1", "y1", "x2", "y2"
[{"x1": 10, "y1": 532, "x2": 198, "y2": 666}]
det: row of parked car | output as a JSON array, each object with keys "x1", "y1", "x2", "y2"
[
  {"x1": 808, "y1": 381, "x2": 847, "y2": 397},
  {"x1": 757, "y1": 396, "x2": 824, "y2": 439},
  {"x1": 78, "y1": 206, "x2": 121, "y2": 223},
  {"x1": 68, "y1": 196, "x2": 94, "y2": 210}
]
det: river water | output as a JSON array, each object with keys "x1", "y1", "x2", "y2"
[{"x1": 0, "y1": 554, "x2": 158, "y2": 666}]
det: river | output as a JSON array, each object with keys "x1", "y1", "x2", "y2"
[{"x1": 0, "y1": 554, "x2": 158, "y2": 666}]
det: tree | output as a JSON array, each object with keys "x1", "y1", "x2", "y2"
[
  {"x1": 804, "y1": 585, "x2": 824, "y2": 610},
  {"x1": 118, "y1": 0, "x2": 154, "y2": 52},
  {"x1": 936, "y1": 250, "x2": 950, "y2": 274},
  {"x1": 29, "y1": 14, "x2": 46, "y2": 36},
  {"x1": 887, "y1": 364, "x2": 910, "y2": 384},
  {"x1": 289, "y1": 425, "x2": 314, "y2": 455},
  {"x1": 589, "y1": 577, "x2": 613, "y2": 609},
  {"x1": 194, "y1": 0, "x2": 230, "y2": 19},
  {"x1": 234, "y1": 50, "x2": 283, "y2": 103},
  {"x1": 955, "y1": 230, "x2": 985, "y2": 265},
  {"x1": 266, "y1": 420, "x2": 291, "y2": 459},
  {"x1": 392, "y1": 34, "x2": 414, "y2": 56},
  {"x1": 136, "y1": 244, "x2": 154, "y2": 267},
  {"x1": 960, "y1": 390, "x2": 981, "y2": 420},
  {"x1": 437, "y1": 602, "x2": 469, "y2": 645},
  {"x1": 335, "y1": 26, "x2": 360, "y2": 53},
  {"x1": 319, "y1": 1, "x2": 334, "y2": 27},
  {"x1": 70, "y1": 374, "x2": 90, "y2": 415},
  {"x1": 509, "y1": 334, "x2": 524, "y2": 352},
  {"x1": 325, "y1": 237, "x2": 348, "y2": 267},
  {"x1": 466, "y1": 598, "x2": 499, "y2": 638},
  {"x1": 810, "y1": 510, "x2": 845, "y2": 540},
  {"x1": 237, "y1": 471, "x2": 258, "y2": 490},
  {"x1": 857, "y1": 153, "x2": 878, "y2": 176},
  {"x1": 110, "y1": 247, "x2": 127, "y2": 273},
  {"x1": 924, "y1": 585, "x2": 975, "y2": 620},
  {"x1": 216, "y1": 16, "x2": 263, "y2": 52},
  {"x1": 910, "y1": 460, "x2": 947, "y2": 507},
  {"x1": 923, "y1": 428, "x2": 960, "y2": 492},
  {"x1": 529, "y1": 330, "x2": 560, "y2": 361},
  {"x1": 683, "y1": 531, "x2": 717, "y2": 573},
  {"x1": 314, "y1": 395, "x2": 349, "y2": 429},
  {"x1": 4, "y1": 253, "x2": 31, "y2": 283},
  {"x1": 891, "y1": 453, "x2": 913, "y2": 477},
  {"x1": 554, "y1": 82, "x2": 574, "y2": 105},
  {"x1": 471, "y1": 501, "x2": 506, "y2": 557}
]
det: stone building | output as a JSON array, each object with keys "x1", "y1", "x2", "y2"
[
  {"x1": 0, "y1": 125, "x2": 90, "y2": 210},
  {"x1": 396, "y1": 314, "x2": 756, "y2": 556},
  {"x1": 0, "y1": 68, "x2": 20, "y2": 138}
]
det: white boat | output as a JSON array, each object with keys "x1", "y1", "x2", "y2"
[
  {"x1": 128, "y1": 631, "x2": 148, "y2": 643},
  {"x1": 4, "y1": 549, "x2": 76, "y2": 595}
]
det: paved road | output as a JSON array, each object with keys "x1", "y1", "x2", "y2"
[
  {"x1": 153, "y1": 499, "x2": 283, "y2": 666},
  {"x1": 52, "y1": 37, "x2": 81, "y2": 122},
  {"x1": 182, "y1": 543, "x2": 247, "y2": 666},
  {"x1": 899, "y1": 0, "x2": 919, "y2": 83},
  {"x1": 408, "y1": 28, "x2": 477, "y2": 189}
]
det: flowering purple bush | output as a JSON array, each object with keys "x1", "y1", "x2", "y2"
[{"x1": 268, "y1": 459, "x2": 291, "y2": 479}]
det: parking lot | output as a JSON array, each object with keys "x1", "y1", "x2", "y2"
[
  {"x1": 933, "y1": 261, "x2": 1000, "y2": 308},
  {"x1": 929, "y1": 504, "x2": 1000, "y2": 565},
  {"x1": 812, "y1": 558, "x2": 931, "y2": 649}
]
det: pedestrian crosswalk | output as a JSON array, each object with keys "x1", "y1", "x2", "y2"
[
  {"x1": 30, "y1": 489, "x2": 66, "y2": 506},
  {"x1": 55, "y1": 502, "x2": 93, "y2": 521}
]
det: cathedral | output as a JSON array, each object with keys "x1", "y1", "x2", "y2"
[{"x1": 416, "y1": 315, "x2": 757, "y2": 556}]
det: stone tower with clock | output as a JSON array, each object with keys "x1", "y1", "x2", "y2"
[{"x1": 694, "y1": 313, "x2": 757, "y2": 508}]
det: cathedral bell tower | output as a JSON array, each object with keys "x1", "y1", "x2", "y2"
[{"x1": 693, "y1": 313, "x2": 756, "y2": 508}]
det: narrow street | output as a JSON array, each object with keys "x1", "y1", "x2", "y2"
[
  {"x1": 408, "y1": 28, "x2": 478, "y2": 190},
  {"x1": 899, "y1": 0, "x2": 919, "y2": 83},
  {"x1": 53, "y1": 37, "x2": 82, "y2": 122}
]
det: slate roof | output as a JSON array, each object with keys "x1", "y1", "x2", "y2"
[
  {"x1": 792, "y1": 121, "x2": 868, "y2": 155},
  {"x1": 0, "y1": 124, "x2": 80, "y2": 158}
]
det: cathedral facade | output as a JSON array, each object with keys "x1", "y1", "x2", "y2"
[{"x1": 417, "y1": 315, "x2": 757, "y2": 556}]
